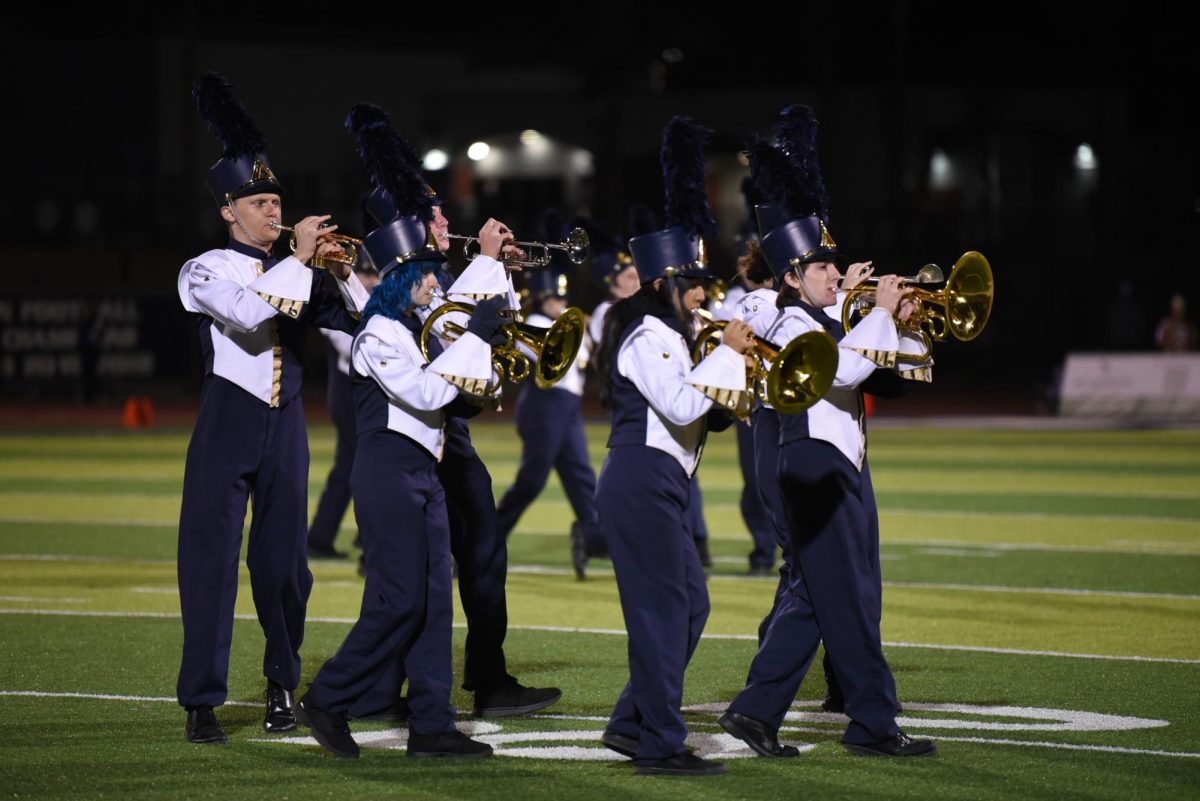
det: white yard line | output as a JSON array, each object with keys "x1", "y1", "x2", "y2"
[{"x1": 1, "y1": 607, "x2": 1197, "y2": 665}]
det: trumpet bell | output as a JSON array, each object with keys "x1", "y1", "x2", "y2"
[
  {"x1": 528, "y1": 307, "x2": 586, "y2": 389},
  {"x1": 944, "y1": 251, "x2": 992, "y2": 341},
  {"x1": 766, "y1": 330, "x2": 838, "y2": 414},
  {"x1": 689, "y1": 318, "x2": 835, "y2": 417},
  {"x1": 841, "y1": 250, "x2": 994, "y2": 362},
  {"x1": 565, "y1": 227, "x2": 590, "y2": 265}
]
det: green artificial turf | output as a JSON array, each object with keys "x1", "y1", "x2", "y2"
[{"x1": 1, "y1": 422, "x2": 1198, "y2": 800}]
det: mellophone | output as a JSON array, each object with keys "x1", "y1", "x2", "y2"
[{"x1": 691, "y1": 251, "x2": 994, "y2": 414}]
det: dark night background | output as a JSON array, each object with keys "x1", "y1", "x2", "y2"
[{"x1": 3, "y1": 2, "x2": 1197, "y2": 414}]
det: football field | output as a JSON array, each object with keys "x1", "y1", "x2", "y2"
[{"x1": 1, "y1": 420, "x2": 1198, "y2": 800}]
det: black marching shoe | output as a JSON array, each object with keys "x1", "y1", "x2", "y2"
[
  {"x1": 600, "y1": 729, "x2": 639, "y2": 758},
  {"x1": 185, "y1": 706, "x2": 227, "y2": 745},
  {"x1": 349, "y1": 697, "x2": 411, "y2": 723},
  {"x1": 821, "y1": 691, "x2": 845, "y2": 714},
  {"x1": 635, "y1": 752, "x2": 727, "y2": 776},
  {"x1": 474, "y1": 681, "x2": 562, "y2": 717},
  {"x1": 264, "y1": 681, "x2": 297, "y2": 733},
  {"x1": 569, "y1": 521, "x2": 588, "y2": 580},
  {"x1": 407, "y1": 730, "x2": 494, "y2": 759},
  {"x1": 844, "y1": 731, "x2": 937, "y2": 758},
  {"x1": 718, "y1": 710, "x2": 800, "y2": 758},
  {"x1": 296, "y1": 694, "x2": 359, "y2": 759}
]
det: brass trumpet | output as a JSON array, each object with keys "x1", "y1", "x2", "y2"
[
  {"x1": 419, "y1": 302, "x2": 586, "y2": 394},
  {"x1": 841, "y1": 251, "x2": 994, "y2": 363},
  {"x1": 446, "y1": 227, "x2": 589, "y2": 269},
  {"x1": 269, "y1": 222, "x2": 363, "y2": 269},
  {"x1": 691, "y1": 317, "x2": 837, "y2": 417}
]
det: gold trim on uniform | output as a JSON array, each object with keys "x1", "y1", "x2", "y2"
[
  {"x1": 847, "y1": 346, "x2": 897, "y2": 369},
  {"x1": 254, "y1": 262, "x2": 285, "y2": 408},
  {"x1": 898, "y1": 365, "x2": 933, "y2": 383},
  {"x1": 694, "y1": 385, "x2": 753, "y2": 413}
]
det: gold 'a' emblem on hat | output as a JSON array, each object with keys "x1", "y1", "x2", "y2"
[
  {"x1": 252, "y1": 158, "x2": 278, "y2": 183},
  {"x1": 819, "y1": 219, "x2": 837, "y2": 249}
]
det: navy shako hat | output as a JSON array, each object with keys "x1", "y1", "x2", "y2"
[
  {"x1": 759, "y1": 214, "x2": 841, "y2": 281},
  {"x1": 346, "y1": 104, "x2": 444, "y2": 263},
  {"x1": 193, "y1": 72, "x2": 285, "y2": 206},
  {"x1": 526, "y1": 268, "x2": 569, "y2": 301},
  {"x1": 628, "y1": 116, "x2": 718, "y2": 283},
  {"x1": 364, "y1": 218, "x2": 440, "y2": 279}
]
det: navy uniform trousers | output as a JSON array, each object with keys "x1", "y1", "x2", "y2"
[
  {"x1": 496, "y1": 384, "x2": 603, "y2": 550},
  {"x1": 305, "y1": 429, "x2": 456, "y2": 735},
  {"x1": 347, "y1": 421, "x2": 513, "y2": 716},
  {"x1": 598, "y1": 446, "x2": 709, "y2": 764},
  {"x1": 729, "y1": 438, "x2": 895, "y2": 745},
  {"x1": 307, "y1": 349, "x2": 355, "y2": 551},
  {"x1": 751, "y1": 408, "x2": 850, "y2": 701},
  {"x1": 177, "y1": 376, "x2": 313, "y2": 708},
  {"x1": 738, "y1": 417, "x2": 776, "y2": 570}
]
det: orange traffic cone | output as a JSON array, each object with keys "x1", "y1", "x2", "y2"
[
  {"x1": 138, "y1": 397, "x2": 156, "y2": 427},
  {"x1": 122, "y1": 397, "x2": 141, "y2": 428}
]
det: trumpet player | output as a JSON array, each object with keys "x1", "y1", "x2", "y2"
[
  {"x1": 717, "y1": 103, "x2": 938, "y2": 756},
  {"x1": 495, "y1": 220, "x2": 604, "y2": 579},
  {"x1": 176, "y1": 74, "x2": 369, "y2": 746},
  {"x1": 340, "y1": 105, "x2": 561, "y2": 722},
  {"x1": 594, "y1": 117, "x2": 751, "y2": 777},
  {"x1": 297, "y1": 212, "x2": 509, "y2": 759}
]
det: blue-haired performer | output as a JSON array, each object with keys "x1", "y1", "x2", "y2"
[
  {"x1": 594, "y1": 118, "x2": 753, "y2": 777},
  {"x1": 176, "y1": 74, "x2": 370, "y2": 745},
  {"x1": 339, "y1": 105, "x2": 561, "y2": 720},
  {"x1": 297, "y1": 215, "x2": 507, "y2": 760},
  {"x1": 496, "y1": 217, "x2": 603, "y2": 579},
  {"x1": 717, "y1": 207, "x2": 937, "y2": 759}
]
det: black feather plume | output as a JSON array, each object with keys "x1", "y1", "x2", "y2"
[
  {"x1": 355, "y1": 121, "x2": 432, "y2": 221},
  {"x1": 626, "y1": 203, "x2": 659, "y2": 238},
  {"x1": 660, "y1": 116, "x2": 716, "y2": 237},
  {"x1": 345, "y1": 103, "x2": 391, "y2": 136},
  {"x1": 192, "y1": 72, "x2": 267, "y2": 160},
  {"x1": 345, "y1": 103, "x2": 425, "y2": 172},
  {"x1": 773, "y1": 104, "x2": 828, "y2": 219},
  {"x1": 746, "y1": 134, "x2": 796, "y2": 206}
]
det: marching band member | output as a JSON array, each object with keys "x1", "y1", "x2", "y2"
[
  {"x1": 717, "y1": 116, "x2": 935, "y2": 756},
  {"x1": 341, "y1": 106, "x2": 561, "y2": 721},
  {"x1": 297, "y1": 212, "x2": 505, "y2": 760},
  {"x1": 176, "y1": 73, "x2": 369, "y2": 745},
  {"x1": 495, "y1": 225, "x2": 604, "y2": 579},
  {"x1": 594, "y1": 117, "x2": 752, "y2": 776}
]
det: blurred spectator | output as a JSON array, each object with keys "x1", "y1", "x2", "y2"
[
  {"x1": 1107, "y1": 280, "x2": 1146, "y2": 350},
  {"x1": 1154, "y1": 293, "x2": 1197, "y2": 352}
]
